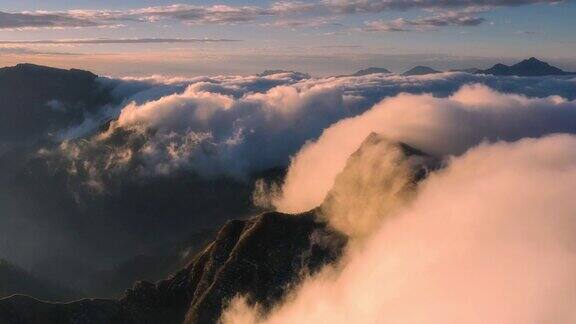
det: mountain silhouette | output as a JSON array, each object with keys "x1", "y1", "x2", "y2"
[
  {"x1": 402, "y1": 66, "x2": 441, "y2": 76},
  {"x1": 478, "y1": 57, "x2": 575, "y2": 76},
  {"x1": 352, "y1": 67, "x2": 392, "y2": 76},
  {"x1": 0, "y1": 64, "x2": 112, "y2": 144}
]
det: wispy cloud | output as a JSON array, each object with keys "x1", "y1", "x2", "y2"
[
  {"x1": 264, "y1": 17, "x2": 342, "y2": 28},
  {"x1": 322, "y1": 0, "x2": 563, "y2": 13},
  {"x1": 0, "y1": 11, "x2": 104, "y2": 30},
  {"x1": 364, "y1": 11, "x2": 487, "y2": 32},
  {"x1": 0, "y1": 38, "x2": 240, "y2": 45},
  {"x1": 0, "y1": 45, "x2": 80, "y2": 55},
  {"x1": 132, "y1": 4, "x2": 271, "y2": 25},
  {"x1": 0, "y1": 0, "x2": 562, "y2": 30}
]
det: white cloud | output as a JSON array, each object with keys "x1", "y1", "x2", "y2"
[
  {"x1": 274, "y1": 83, "x2": 576, "y2": 213},
  {"x1": 364, "y1": 11, "x2": 486, "y2": 32},
  {"x1": 222, "y1": 134, "x2": 576, "y2": 324},
  {"x1": 53, "y1": 72, "x2": 576, "y2": 191}
]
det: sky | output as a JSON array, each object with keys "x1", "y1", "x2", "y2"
[{"x1": 0, "y1": 0, "x2": 574, "y2": 76}]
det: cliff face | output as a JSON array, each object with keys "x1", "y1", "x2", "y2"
[{"x1": 0, "y1": 212, "x2": 346, "y2": 324}]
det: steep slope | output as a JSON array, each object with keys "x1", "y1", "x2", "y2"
[{"x1": 0, "y1": 212, "x2": 346, "y2": 324}]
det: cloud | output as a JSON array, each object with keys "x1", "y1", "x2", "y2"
[
  {"x1": 222, "y1": 134, "x2": 576, "y2": 324},
  {"x1": 265, "y1": 17, "x2": 342, "y2": 28},
  {"x1": 0, "y1": 10, "x2": 115, "y2": 30},
  {"x1": 4, "y1": 68, "x2": 576, "y2": 294},
  {"x1": 322, "y1": 0, "x2": 563, "y2": 13},
  {"x1": 132, "y1": 4, "x2": 271, "y2": 25},
  {"x1": 0, "y1": 38, "x2": 240, "y2": 45},
  {"x1": 363, "y1": 11, "x2": 486, "y2": 32},
  {"x1": 0, "y1": 46, "x2": 79, "y2": 55},
  {"x1": 515, "y1": 30, "x2": 543, "y2": 35},
  {"x1": 50, "y1": 72, "x2": 576, "y2": 193},
  {"x1": 318, "y1": 133, "x2": 435, "y2": 237},
  {"x1": 0, "y1": 0, "x2": 561, "y2": 30},
  {"x1": 0, "y1": 5, "x2": 270, "y2": 30},
  {"x1": 274, "y1": 84, "x2": 576, "y2": 213}
]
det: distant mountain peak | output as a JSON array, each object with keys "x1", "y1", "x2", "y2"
[
  {"x1": 402, "y1": 66, "x2": 441, "y2": 76},
  {"x1": 257, "y1": 70, "x2": 310, "y2": 79},
  {"x1": 478, "y1": 57, "x2": 574, "y2": 76},
  {"x1": 352, "y1": 67, "x2": 392, "y2": 76}
]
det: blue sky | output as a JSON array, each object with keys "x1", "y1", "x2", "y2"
[{"x1": 0, "y1": 0, "x2": 574, "y2": 76}]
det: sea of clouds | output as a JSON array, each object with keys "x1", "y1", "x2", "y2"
[
  {"x1": 14, "y1": 70, "x2": 576, "y2": 309},
  {"x1": 134, "y1": 71, "x2": 576, "y2": 323},
  {"x1": 53, "y1": 71, "x2": 576, "y2": 189},
  {"x1": 198, "y1": 73, "x2": 576, "y2": 324}
]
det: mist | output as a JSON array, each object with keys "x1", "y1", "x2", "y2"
[
  {"x1": 222, "y1": 134, "x2": 576, "y2": 324},
  {"x1": 275, "y1": 84, "x2": 576, "y2": 213}
]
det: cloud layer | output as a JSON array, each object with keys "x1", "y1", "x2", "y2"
[
  {"x1": 223, "y1": 134, "x2": 576, "y2": 324},
  {"x1": 274, "y1": 83, "x2": 576, "y2": 213},
  {"x1": 0, "y1": 38, "x2": 239, "y2": 45},
  {"x1": 1, "y1": 68, "x2": 575, "y2": 298},
  {"x1": 49, "y1": 72, "x2": 576, "y2": 192}
]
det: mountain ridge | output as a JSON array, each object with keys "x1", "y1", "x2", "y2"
[
  {"x1": 477, "y1": 57, "x2": 576, "y2": 76},
  {"x1": 402, "y1": 66, "x2": 441, "y2": 76},
  {"x1": 0, "y1": 212, "x2": 347, "y2": 324}
]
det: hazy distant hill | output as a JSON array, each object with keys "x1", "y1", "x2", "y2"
[
  {"x1": 256, "y1": 70, "x2": 310, "y2": 80},
  {"x1": 402, "y1": 66, "x2": 441, "y2": 76},
  {"x1": 478, "y1": 57, "x2": 575, "y2": 76},
  {"x1": 352, "y1": 67, "x2": 392, "y2": 76},
  {"x1": 0, "y1": 259, "x2": 80, "y2": 302}
]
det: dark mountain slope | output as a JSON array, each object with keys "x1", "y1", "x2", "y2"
[
  {"x1": 0, "y1": 212, "x2": 346, "y2": 324},
  {"x1": 0, "y1": 63, "x2": 111, "y2": 143}
]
